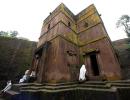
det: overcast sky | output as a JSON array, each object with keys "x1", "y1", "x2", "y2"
[{"x1": 0, "y1": 0, "x2": 129, "y2": 41}]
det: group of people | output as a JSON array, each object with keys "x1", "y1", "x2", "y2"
[
  {"x1": 19, "y1": 70, "x2": 36, "y2": 83},
  {"x1": 0, "y1": 70, "x2": 36, "y2": 94},
  {"x1": 18, "y1": 64, "x2": 88, "y2": 84},
  {"x1": 1, "y1": 64, "x2": 87, "y2": 94}
]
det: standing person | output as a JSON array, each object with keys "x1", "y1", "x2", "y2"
[{"x1": 79, "y1": 64, "x2": 87, "y2": 82}]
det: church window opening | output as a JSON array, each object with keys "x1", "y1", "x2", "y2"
[
  {"x1": 48, "y1": 24, "x2": 50, "y2": 30},
  {"x1": 68, "y1": 22, "x2": 71, "y2": 27},
  {"x1": 84, "y1": 22, "x2": 88, "y2": 27}
]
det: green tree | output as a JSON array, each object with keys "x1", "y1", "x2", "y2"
[
  {"x1": 116, "y1": 15, "x2": 130, "y2": 37},
  {"x1": 10, "y1": 31, "x2": 18, "y2": 38},
  {"x1": 0, "y1": 31, "x2": 9, "y2": 37},
  {"x1": 0, "y1": 30, "x2": 18, "y2": 38}
]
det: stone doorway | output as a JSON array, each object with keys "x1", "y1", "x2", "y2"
[
  {"x1": 89, "y1": 54, "x2": 100, "y2": 76},
  {"x1": 83, "y1": 51, "x2": 101, "y2": 80}
]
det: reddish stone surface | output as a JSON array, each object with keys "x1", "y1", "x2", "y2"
[{"x1": 32, "y1": 3, "x2": 121, "y2": 83}]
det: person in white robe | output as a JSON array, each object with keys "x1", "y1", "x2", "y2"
[
  {"x1": 19, "y1": 70, "x2": 36, "y2": 83},
  {"x1": 19, "y1": 70, "x2": 30, "y2": 83},
  {"x1": 2, "y1": 80, "x2": 12, "y2": 93},
  {"x1": 79, "y1": 64, "x2": 87, "y2": 81}
]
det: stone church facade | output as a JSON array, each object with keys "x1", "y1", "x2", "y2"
[{"x1": 31, "y1": 3, "x2": 121, "y2": 83}]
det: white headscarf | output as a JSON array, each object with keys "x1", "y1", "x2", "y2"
[
  {"x1": 79, "y1": 64, "x2": 86, "y2": 81},
  {"x1": 25, "y1": 70, "x2": 30, "y2": 75}
]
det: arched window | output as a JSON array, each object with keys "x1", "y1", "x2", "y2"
[
  {"x1": 48, "y1": 24, "x2": 50, "y2": 30},
  {"x1": 68, "y1": 22, "x2": 71, "y2": 27},
  {"x1": 84, "y1": 22, "x2": 88, "y2": 27}
]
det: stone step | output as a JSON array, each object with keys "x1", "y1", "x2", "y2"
[
  {"x1": 17, "y1": 87, "x2": 119, "y2": 100},
  {"x1": 0, "y1": 90, "x2": 20, "y2": 100},
  {"x1": 13, "y1": 81, "x2": 130, "y2": 92},
  {"x1": 5, "y1": 81, "x2": 130, "y2": 100}
]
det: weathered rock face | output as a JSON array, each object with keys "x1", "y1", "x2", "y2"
[
  {"x1": 0, "y1": 37, "x2": 37, "y2": 89},
  {"x1": 32, "y1": 3, "x2": 121, "y2": 83},
  {"x1": 113, "y1": 38, "x2": 130, "y2": 79}
]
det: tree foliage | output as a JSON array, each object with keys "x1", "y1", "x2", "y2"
[
  {"x1": 116, "y1": 15, "x2": 130, "y2": 37},
  {"x1": 10, "y1": 31, "x2": 18, "y2": 38},
  {"x1": 0, "y1": 30, "x2": 18, "y2": 38},
  {"x1": 0, "y1": 31, "x2": 9, "y2": 37}
]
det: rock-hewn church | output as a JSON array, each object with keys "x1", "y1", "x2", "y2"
[{"x1": 31, "y1": 3, "x2": 121, "y2": 83}]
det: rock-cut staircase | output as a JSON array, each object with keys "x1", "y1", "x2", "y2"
[{"x1": 2, "y1": 80, "x2": 130, "y2": 100}]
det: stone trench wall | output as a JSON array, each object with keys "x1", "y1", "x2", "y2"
[
  {"x1": 113, "y1": 38, "x2": 130, "y2": 79},
  {"x1": 0, "y1": 36, "x2": 37, "y2": 89}
]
